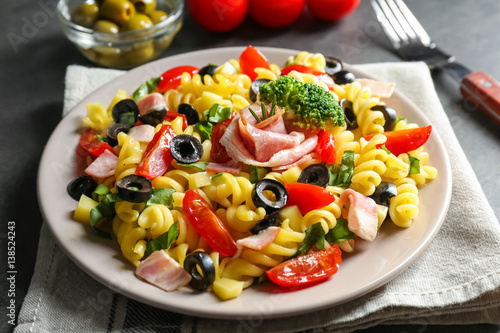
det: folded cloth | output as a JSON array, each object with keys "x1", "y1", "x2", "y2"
[{"x1": 15, "y1": 62, "x2": 500, "y2": 333}]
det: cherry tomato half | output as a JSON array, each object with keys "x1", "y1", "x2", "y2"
[
  {"x1": 306, "y1": 0, "x2": 361, "y2": 21},
  {"x1": 315, "y1": 129, "x2": 337, "y2": 163},
  {"x1": 157, "y1": 66, "x2": 199, "y2": 93},
  {"x1": 239, "y1": 45, "x2": 271, "y2": 81},
  {"x1": 187, "y1": 0, "x2": 248, "y2": 32},
  {"x1": 183, "y1": 189, "x2": 238, "y2": 256},
  {"x1": 266, "y1": 245, "x2": 342, "y2": 287},
  {"x1": 284, "y1": 183, "x2": 336, "y2": 214},
  {"x1": 79, "y1": 128, "x2": 114, "y2": 157},
  {"x1": 363, "y1": 125, "x2": 432, "y2": 156},
  {"x1": 210, "y1": 118, "x2": 233, "y2": 163},
  {"x1": 135, "y1": 124, "x2": 176, "y2": 179},
  {"x1": 249, "y1": 0, "x2": 305, "y2": 28},
  {"x1": 165, "y1": 110, "x2": 188, "y2": 131}
]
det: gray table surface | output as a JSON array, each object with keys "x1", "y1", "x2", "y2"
[{"x1": 1, "y1": 0, "x2": 499, "y2": 332}]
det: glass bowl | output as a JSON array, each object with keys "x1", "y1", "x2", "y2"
[{"x1": 57, "y1": 0, "x2": 183, "y2": 69}]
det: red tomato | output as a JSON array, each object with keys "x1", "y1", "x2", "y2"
[
  {"x1": 210, "y1": 118, "x2": 233, "y2": 163},
  {"x1": 266, "y1": 245, "x2": 342, "y2": 286},
  {"x1": 281, "y1": 64, "x2": 335, "y2": 90},
  {"x1": 315, "y1": 129, "x2": 337, "y2": 163},
  {"x1": 183, "y1": 190, "x2": 238, "y2": 256},
  {"x1": 187, "y1": 0, "x2": 248, "y2": 32},
  {"x1": 157, "y1": 66, "x2": 199, "y2": 93},
  {"x1": 165, "y1": 110, "x2": 188, "y2": 130},
  {"x1": 364, "y1": 125, "x2": 432, "y2": 156},
  {"x1": 239, "y1": 45, "x2": 271, "y2": 81},
  {"x1": 306, "y1": 0, "x2": 361, "y2": 21},
  {"x1": 135, "y1": 124, "x2": 176, "y2": 179},
  {"x1": 79, "y1": 128, "x2": 114, "y2": 157},
  {"x1": 284, "y1": 183, "x2": 336, "y2": 214},
  {"x1": 248, "y1": 0, "x2": 305, "y2": 28}
]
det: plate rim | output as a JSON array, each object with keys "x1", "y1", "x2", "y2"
[{"x1": 37, "y1": 46, "x2": 452, "y2": 319}]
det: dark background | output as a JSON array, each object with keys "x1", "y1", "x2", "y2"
[{"x1": 1, "y1": 0, "x2": 499, "y2": 332}]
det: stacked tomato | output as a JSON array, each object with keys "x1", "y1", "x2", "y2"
[{"x1": 187, "y1": 0, "x2": 361, "y2": 32}]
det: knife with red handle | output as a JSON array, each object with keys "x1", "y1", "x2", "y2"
[{"x1": 460, "y1": 72, "x2": 500, "y2": 125}]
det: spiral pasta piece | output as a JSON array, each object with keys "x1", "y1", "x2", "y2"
[
  {"x1": 115, "y1": 132, "x2": 144, "y2": 181},
  {"x1": 287, "y1": 51, "x2": 326, "y2": 72},
  {"x1": 389, "y1": 178, "x2": 419, "y2": 228},
  {"x1": 138, "y1": 204, "x2": 175, "y2": 239},
  {"x1": 112, "y1": 217, "x2": 147, "y2": 266}
]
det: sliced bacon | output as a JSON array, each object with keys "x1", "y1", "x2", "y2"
[
  {"x1": 339, "y1": 189, "x2": 378, "y2": 241},
  {"x1": 128, "y1": 124, "x2": 155, "y2": 142},
  {"x1": 136, "y1": 93, "x2": 167, "y2": 116},
  {"x1": 356, "y1": 79, "x2": 395, "y2": 98},
  {"x1": 84, "y1": 149, "x2": 118, "y2": 178},
  {"x1": 135, "y1": 250, "x2": 191, "y2": 292},
  {"x1": 206, "y1": 160, "x2": 240, "y2": 175},
  {"x1": 237, "y1": 226, "x2": 281, "y2": 250}
]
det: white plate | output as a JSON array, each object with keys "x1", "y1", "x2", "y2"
[{"x1": 38, "y1": 46, "x2": 452, "y2": 319}]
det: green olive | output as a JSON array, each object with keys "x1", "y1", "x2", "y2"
[
  {"x1": 93, "y1": 20, "x2": 120, "y2": 33},
  {"x1": 72, "y1": 2, "x2": 99, "y2": 28},
  {"x1": 148, "y1": 10, "x2": 168, "y2": 25},
  {"x1": 130, "y1": 0, "x2": 156, "y2": 14},
  {"x1": 120, "y1": 13, "x2": 153, "y2": 31},
  {"x1": 122, "y1": 41, "x2": 155, "y2": 65},
  {"x1": 99, "y1": 0, "x2": 136, "y2": 25}
]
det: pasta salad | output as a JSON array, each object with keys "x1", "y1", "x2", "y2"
[{"x1": 68, "y1": 46, "x2": 437, "y2": 300}]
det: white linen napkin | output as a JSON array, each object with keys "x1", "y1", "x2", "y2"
[{"x1": 15, "y1": 62, "x2": 500, "y2": 333}]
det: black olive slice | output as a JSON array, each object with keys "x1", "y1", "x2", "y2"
[
  {"x1": 324, "y1": 56, "x2": 343, "y2": 76},
  {"x1": 332, "y1": 70, "x2": 356, "y2": 85},
  {"x1": 177, "y1": 103, "x2": 199, "y2": 125},
  {"x1": 250, "y1": 78, "x2": 271, "y2": 103},
  {"x1": 198, "y1": 64, "x2": 218, "y2": 84},
  {"x1": 251, "y1": 179, "x2": 288, "y2": 214},
  {"x1": 138, "y1": 107, "x2": 167, "y2": 127},
  {"x1": 184, "y1": 251, "x2": 216, "y2": 291},
  {"x1": 370, "y1": 105, "x2": 398, "y2": 131},
  {"x1": 170, "y1": 134, "x2": 204, "y2": 164},
  {"x1": 111, "y1": 99, "x2": 139, "y2": 125},
  {"x1": 106, "y1": 123, "x2": 132, "y2": 146},
  {"x1": 297, "y1": 164, "x2": 330, "y2": 188},
  {"x1": 369, "y1": 182, "x2": 397, "y2": 206},
  {"x1": 67, "y1": 175, "x2": 98, "y2": 201},
  {"x1": 116, "y1": 175, "x2": 153, "y2": 203},
  {"x1": 340, "y1": 98, "x2": 358, "y2": 130},
  {"x1": 250, "y1": 211, "x2": 283, "y2": 234}
]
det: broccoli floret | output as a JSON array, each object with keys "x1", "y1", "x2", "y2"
[{"x1": 259, "y1": 75, "x2": 345, "y2": 130}]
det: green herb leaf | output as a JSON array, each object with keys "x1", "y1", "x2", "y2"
[
  {"x1": 325, "y1": 218, "x2": 357, "y2": 244},
  {"x1": 207, "y1": 103, "x2": 232, "y2": 123},
  {"x1": 328, "y1": 150, "x2": 355, "y2": 188},
  {"x1": 248, "y1": 107, "x2": 262, "y2": 123},
  {"x1": 89, "y1": 192, "x2": 122, "y2": 239},
  {"x1": 146, "y1": 222, "x2": 179, "y2": 256},
  {"x1": 177, "y1": 162, "x2": 209, "y2": 171},
  {"x1": 249, "y1": 166, "x2": 269, "y2": 184},
  {"x1": 132, "y1": 77, "x2": 160, "y2": 102},
  {"x1": 146, "y1": 188, "x2": 176, "y2": 208},
  {"x1": 409, "y1": 155, "x2": 421, "y2": 175},
  {"x1": 118, "y1": 112, "x2": 137, "y2": 126},
  {"x1": 292, "y1": 223, "x2": 325, "y2": 258},
  {"x1": 92, "y1": 184, "x2": 111, "y2": 201},
  {"x1": 381, "y1": 144, "x2": 392, "y2": 155},
  {"x1": 394, "y1": 116, "x2": 407, "y2": 130},
  {"x1": 194, "y1": 120, "x2": 214, "y2": 140}
]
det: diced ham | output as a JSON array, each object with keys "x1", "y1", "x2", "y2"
[
  {"x1": 84, "y1": 150, "x2": 118, "y2": 178},
  {"x1": 136, "y1": 93, "x2": 167, "y2": 116},
  {"x1": 237, "y1": 227, "x2": 281, "y2": 250},
  {"x1": 135, "y1": 251, "x2": 192, "y2": 292},
  {"x1": 339, "y1": 189, "x2": 379, "y2": 241},
  {"x1": 206, "y1": 160, "x2": 240, "y2": 175},
  {"x1": 128, "y1": 124, "x2": 155, "y2": 142},
  {"x1": 356, "y1": 79, "x2": 395, "y2": 98}
]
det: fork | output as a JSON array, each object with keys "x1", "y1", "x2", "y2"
[{"x1": 371, "y1": 0, "x2": 500, "y2": 125}]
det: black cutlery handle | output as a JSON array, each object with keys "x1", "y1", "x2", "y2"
[{"x1": 460, "y1": 72, "x2": 500, "y2": 125}]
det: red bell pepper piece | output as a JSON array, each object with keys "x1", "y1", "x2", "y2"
[
  {"x1": 281, "y1": 64, "x2": 335, "y2": 90},
  {"x1": 284, "y1": 183, "x2": 336, "y2": 214},
  {"x1": 79, "y1": 128, "x2": 114, "y2": 157},
  {"x1": 364, "y1": 125, "x2": 432, "y2": 156},
  {"x1": 266, "y1": 245, "x2": 342, "y2": 287},
  {"x1": 183, "y1": 189, "x2": 237, "y2": 256},
  {"x1": 165, "y1": 110, "x2": 188, "y2": 130},
  {"x1": 135, "y1": 124, "x2": 176, "y2": 179},
  {"x1": 157, "y1": 65, "x2": 199, "y2": 93},
  {"x1": 239, "y1": 45, "x2": 271, "y2": 81},
  {"x1": 315, "y1": 129, "x2": 337, "y2": 164}
]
